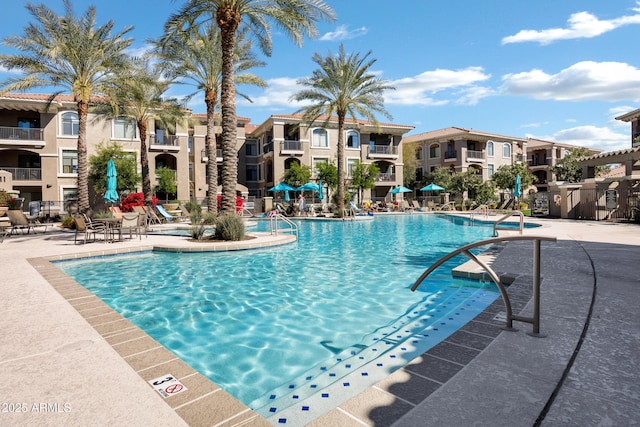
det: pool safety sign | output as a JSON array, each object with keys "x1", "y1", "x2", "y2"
[{"x1": 149, "y1": 374, "x2": 188, "y2": 398}]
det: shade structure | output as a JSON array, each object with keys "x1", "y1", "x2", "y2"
[
  {"x1": 514, "y1": 174, "x2": 522, "y2": 198},
  {"x1": 103, "y1": 159, "x2": 118, "y2": 203},
  {"x1": 390, "y1": 185, "x2": 412, "y2": 194},
  {"x1": 268, "y1": 182, "x2": 297, "y2": 192},
  {"x1": 420, "y1": 183, "x2": 445, "y2": 192}
]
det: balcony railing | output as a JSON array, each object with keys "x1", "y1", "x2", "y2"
[
  {"x1": 444, "y1": 150, "x2": 457, "y2": 160},
  {"x1": 1, "y1": 167, "x2": 42, "y2": 181},
  {"x1": 528, "y1": 158, "x2": 548, "y2": 166},
  {"x1": 466, "y1": 150, "x2": 485, "y2": 161},
  {"x1": 281, "y1": 140, "x2": 303, "y2": 154},
  {"x1": 149, "y1": 135, "x2": 180, "y2": 146},
  {"x1": 0, "y1": 126, "x2": 44, "y2": 141},
  {"x1": 375, "y1": 173, "x2": 396, "y2": 182},
  {"x1": 368, "y1": 145, "x2": 397, "y2": 155}
]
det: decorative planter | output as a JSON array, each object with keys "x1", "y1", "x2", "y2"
[{"x1": 163, "y1": 203, "x2": 179, "y2": 211}]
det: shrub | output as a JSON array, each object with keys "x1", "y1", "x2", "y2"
[
  {"x1": 61, "y1": 215, "x2": 75, "y2": 229},
  {"x1": 202, "y1": 212, "x2": 217, "y2": 225},
  {"x1": 0, "y1": 190, "x2": 20, "y2": 209},
  {"x1": 120, "y1": 192, "x2": 158, "y2": 212},
  {"x1": 213, "y1": 214, "x2": 245, "y2": 241},
  {"x1": 183, "y1": 200, "x2": 201, "y2": 216}
]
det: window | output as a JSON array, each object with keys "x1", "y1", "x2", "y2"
[
  {"x1": 503, "y1": 143, "x2": 511, "y2": 158},
  {"x1": 416, "y1": 168, "x2": 423, "y2": 181},
  {"x1": 487, "y1": 164, "x2": 494, "y2": 178},
  {"x1": 429, "y1": 144, "x2": 440, "y2": 158},
  {"x1": 347, "y1": 159, "x2": 357, "y2": 177},
  {"x1": 246, "y1": 165, "x2": 260, "y2": 181},
  {"x1": 245, "y1": 140, "x2": 258, "y2": 156},
  {"x1": 61, "y1": 112, "x2": 79, "y2": 136},
  {"x1": 311, "y1": 128, "x2": 328, "y2": 148},
  {"x1": 62, "y1": 150, "x2": 78, "y2": 174},
  {"x1": 487, "y1": 141, "x2": 494, "y2": 157},
  {"x1": 346, "y1": 130, "x2": 359, "y2": 149},
  {"x1": 312, "y1": 158, "x2": 329, "y2": 177},
  {"x1": 415, "y1": 147, "x2": 423, "y2": 160},
  {"x1": 113, "y1": 117, "x2": 136, "y2": 139}
]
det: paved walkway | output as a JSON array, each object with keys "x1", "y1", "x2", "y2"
[{"x1": 0, "y1": 218, "x2": 638, "y2": 426}]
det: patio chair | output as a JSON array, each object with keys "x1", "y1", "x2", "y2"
[
  {"x1": 412, "y1": 200, "x2": 423, "y2": 211},
  {"x1": 132, "y1": 206, "x2": 150, "y2": 231},
  {"x1": 402, "y1": 200, "x2": 414, "y2": 212},
  {"x1": 118, "y1": 213, "x2": 142, "y2": 240},
  {"x1": 6, "y1": 210, "x2": 48, "y2": 235},
  {"x1": 109, "y1": 206, "x2": 124, "y2": 219},
  {"x1": 144, "y1": 205, "x2": 163, "y2": 225},
  {"x1": 73, "y1": 215, "x2": 102, "y2": 245},
  {"x1": 156, "y1": 204, "x2": 180, "y2": 222}
]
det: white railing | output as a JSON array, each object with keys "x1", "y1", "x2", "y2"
[{"x1": 269, "y1": 213, "x2": 298, "y2": 237}]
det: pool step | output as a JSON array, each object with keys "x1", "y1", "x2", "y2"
[{"x1": 252, "y1": 284, "x2": 498, "y2": 417}]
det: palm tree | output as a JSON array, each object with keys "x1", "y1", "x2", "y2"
[
  {"x1": 165, "y1": 0, "x2": 335, "y2": 215},
  {"x1": 290, "y1": 44, "x2": 394, "y2": 215},
  {"x1": 155, "y1": 24, "x2": 266, "y2": 214},
  {"x1": 93, "y1": 55, "x2": 187, "y2": 207},
  {"x1": 0, "y1": 0, "x2": 133, "y2": 212}
]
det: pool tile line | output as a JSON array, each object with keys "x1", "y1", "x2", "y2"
[{"x1": 27, "y1": 257, "x2": 262, "y2": 427}]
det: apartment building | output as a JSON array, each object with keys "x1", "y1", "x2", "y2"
[
  {"x1": 245, "y1": 114, "x2": 414, "y2": 202},
  {"x1": 403, "y1": 127, "x2": 527, "y2": 182}
]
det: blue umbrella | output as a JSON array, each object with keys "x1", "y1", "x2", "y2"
[
  {"x1": 284, "y1": 190, "x2": 290, "y2": 202},
  {"x1": 103, "y1": 159, "x2": 118, "y2": 203},
  {"x1": 420, "y1": 183, "x2": 445, "y2": 192},
  {"x1": 390, "y1": 185, "x2": 412, "y2": 194},
  {"x1": 317, "y1": 180, "x2": 324, "y2": 200},
  {"x1": 514, "y1": 174, "x2": 522, "y2": 198},
  {"x1": 268, "y1": 182, "x2": 296, "y2": 192},
  {"x1": 297, "y1": 182, "x2": 320, "y2": 192}
]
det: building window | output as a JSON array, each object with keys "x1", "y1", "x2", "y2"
[
  {"x1": 246, "y1": 164, "x2": 260, "y2": 181},
  {"x1": 415, "y1": 146, "x2": 423, "y2": 160},
  {"x1": 61, "y1": 112, "x2": 79, "y2": 136},
  {"x1": 62, "y1": 150, "x2": 78, "y2": 174},
  {"x1": 311, "y1": 128, "x2": 328, "y2": 148},
  {"x1": 245, "y1": 139, "x2": 258, "y2": 156},
  {"x1": 487, "y1": 141, "x2": 494, "y2": 157},
  {"x1": 113, "y1": 117, "x2": 136, "y2": 139},
  {"x1": 429, "y1": 144, "x2": 440, "y2": 158},
  {"x1": 346, "y1": 130, "x2": 359, "y2": 149},
  {"x1": 312, "y1": 157, "x2": 329, "y2": 177},
  {"x1": 487, "y1": 163, "x2": 494, "y2": 178},
  {"x1": 503, "y1": 143, "x2": 511, "y2": 158},
  {"x1": 347, "y1": 158, "x2": 357, "y2": 177}
]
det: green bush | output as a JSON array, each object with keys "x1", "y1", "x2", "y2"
[
  {"x1": 214, "y1": 214, "x2": 245, "y2": 241},
  {"x1": 202, "y1": 212, "x2": 217, "y2": 225},
  {"x1": 61, "y1": 215, "x2": 75, "y2": 229},
  {"x1": 183, "y1": 201, "x2": 201, "y2": 216}
]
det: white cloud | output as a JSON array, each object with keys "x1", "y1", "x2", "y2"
[
  {"x1": 320, "y1": 25, "x2": 368, "y2": 41},
  {"x1": 386, "y1": 67, "x2": 492, "y2": 106},
  {"x1": 501, "y1": 61, "x2": 640, "y2": 102},
  {"x1": 531, "y1": 125, "x2": 629, "y2": 151},
  {"x1": 502, "y1": 3, "x2": 640, "y2": 45},
  {"x1": 521, "y1": 122, "x2": 549, "y2": 128},
  {"x1": 125, "y1": 44, "x2": 153, "y2": 58},
  {"x1": 609, "y1": 105, "x2": 637, "y2": 127},
  {"x1": 237, "y1": 77, "x2": 305, "y2": 108}
]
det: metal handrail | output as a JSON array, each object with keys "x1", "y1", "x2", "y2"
[
  {"x1": 412, "y1": 235, "x2": 556, "y2": 336},
  {"x1": 269, "y1": 213, "x2": 298, "y2": 237},
  {"x1": 493, "y1": 210, "x2": 524, "y2": 236}
]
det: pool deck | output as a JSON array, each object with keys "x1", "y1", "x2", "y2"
[{"x1": 1, "y1": 216, "x2": 638, "y2": 426}]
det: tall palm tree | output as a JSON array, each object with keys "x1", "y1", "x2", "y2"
[
  {"x1": 93, "y1": 55, "x2": 187, "y2": 207},
  {"x1": 0, "y1": 0, "x2": 133, "y2": 212},
  {"x1": 155, "y1": 24, "x2": 266, "y2": 214},
  {"x1": 290, "y1": 44, "x2": 394, "y2": 215},
  {"x1": 165, "y1": 0, "x2": 335, "y2": 215}
]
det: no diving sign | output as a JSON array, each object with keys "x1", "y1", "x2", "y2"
[{"x1": 149, "y1": 374, "x2": 188, "y2": 398}]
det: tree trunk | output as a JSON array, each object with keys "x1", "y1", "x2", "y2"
[
  {"x1": 138, "y1": 120, "x2": 152, "y2": 206},
  {"x1": 336, "y1": 114, "x2": 346, "y2": 216},
  {"x1": 76, "y1": 100, "x2": 89, "y2": 213},
  {"x1": 218, "y1": 7, "x2": 240, "y2": 215},
  {"x1": 205, "y1": 88, "x2": 218, "y2": 214}
]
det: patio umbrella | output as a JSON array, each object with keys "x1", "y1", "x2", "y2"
[
  {"x1": 390, "y1": 185, "x2": 412, "y2": 194},
  {"x1": 514, "y1": 174, "x2": 522, "y2": 199},
  {"x1": 317, "y1": 180, "x2": 324, "y2": 200},
  {"x1": 268, "y1": 182, "x2": 296, "y2": 203},
  {"x1": 103, "y1": 159, "x2": 118, "y2": 204},
  {"x1": 297, "y1": 182, "x2": 320, "y2": 192},
  {"x1": 420, "y1": 183, "x2": 445, "y2": 192}
]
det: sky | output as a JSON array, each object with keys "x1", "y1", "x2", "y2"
[{"x1": 1, "y1": 1, "x2": 640, "y2": 152}]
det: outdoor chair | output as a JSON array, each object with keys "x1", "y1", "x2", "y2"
[
  {"x1": 73, "y1": 215, "x2": 103, "y2": 245},
  {"x1": 6, "y1": 210, "x2": 48, "y2": 235},
  {"x1": 118, "y1": 213, "x2": 142, "y2": 240},
  {"x1": 402, "y1": 200, "x2": 414, "y2": 212},
  {"x1": 412, "y1": 200, "x2": 423, "y2": 211},
  {"x1": 109, "y1": 206, "x2": 124, "y2": 219}
]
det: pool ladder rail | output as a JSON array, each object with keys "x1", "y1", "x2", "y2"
[
  {"x1": 269, "y1": 213, "x2": 298, "y2": 237},
  {"x1": 412, "y1": 235, "x2": 556, "y2": 337},
  {"x1": 492, "y1": 210, "x2": 524, "y2": 236}
]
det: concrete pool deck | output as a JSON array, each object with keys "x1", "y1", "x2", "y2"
[{"x1": 0, "y1": 216, "x2": 638, "y2": 426}]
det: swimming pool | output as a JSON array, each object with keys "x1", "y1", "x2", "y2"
[{"x1": 57, "y1": 215, "x2": 500, "y2": 415}]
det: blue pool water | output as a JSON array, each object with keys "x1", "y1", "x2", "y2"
[{"x1": 57, "y1": 215, "x2": 500, "y2": 410}]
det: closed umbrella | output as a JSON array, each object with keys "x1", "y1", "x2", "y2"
[
  {"x1": 317, "y1": 180, "x2": 324, "y2": 200},
  {"x1": 514, "y1": 174, "x2": 522, "y2": 199},
  {"x1": 103, "y1": 159, "x2": 118, "y2": 204}
]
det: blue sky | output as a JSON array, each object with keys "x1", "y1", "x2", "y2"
[{"x1": 1, "y1": 1, "x2": 640, "y2": 152}]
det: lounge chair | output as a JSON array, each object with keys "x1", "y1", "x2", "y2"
[
  {"x1": 6, "y1": 210, "x2": 48, "y2": 235},
  {"x1": 402, "y1": 200, "x2": 414, "y2": 212},
  {"x1": 412, "y1": 200, "x2": 423, "y2": 211},
  {"x1": 109, "y1": 206, "x2": 124, "y2": 219},
  {"x1": 156, "y1": 205, "x2": 188, "y2": 222}
]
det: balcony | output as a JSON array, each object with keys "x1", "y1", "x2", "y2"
[
  {"x1": 367, "y1": 145, "x2": 398, "y2": 159},
  {"x1": 280, "y1": 140, "x2": 304, "y2": 155},
  {"x1": 0, "y1": 126, "x2": 45, "y2": 147},
  {"x1": 200, "y1": 148, "x2": 223, "y2": 163},
  {"x1": 444, "y1": 150, "x2": 457, "y2": 161},
  {"x1": 528, "y1": 158, "x2": 548, "y2": 167},
  {"x1": 1, "y1": 167, "x2": 42, "y2": 181},
  {"x1": 149, "y1": 135, "x2": 180, "y2": 152},
  {"x1": 466, "y1": 150, "x2": 485, "y2": 162},
  {"x1": 375, "y1": 173, "x2": 396, "y2": 182}
]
